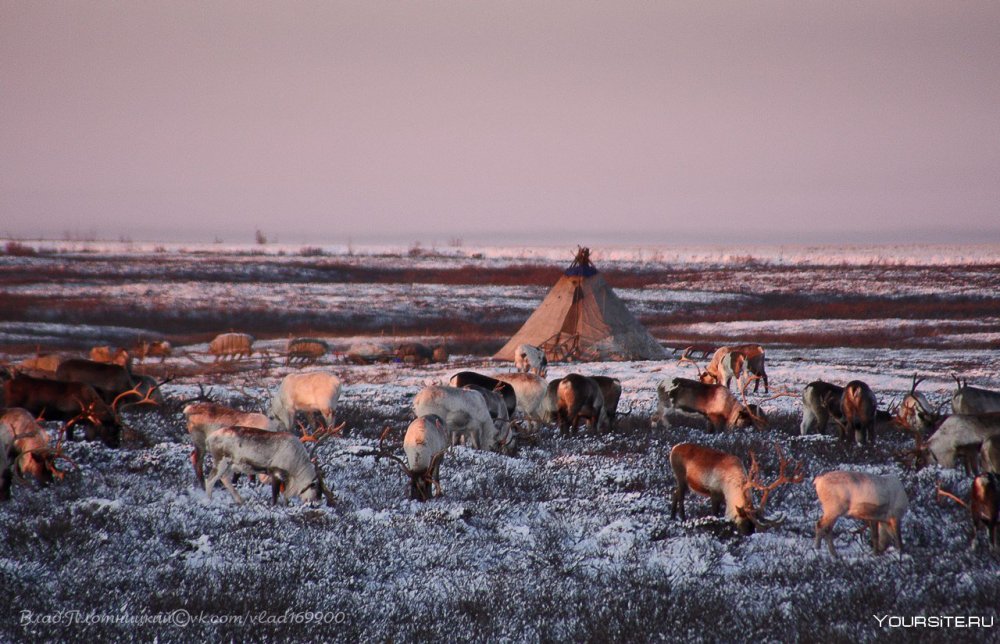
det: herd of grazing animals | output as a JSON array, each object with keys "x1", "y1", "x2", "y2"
[{"x1": 1, "y1": 337, "x2": 999, "y2": 557}]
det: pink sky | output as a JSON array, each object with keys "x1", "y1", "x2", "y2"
[{"x1": 2, "y1": 2, "x2": 998, "y2": 244}]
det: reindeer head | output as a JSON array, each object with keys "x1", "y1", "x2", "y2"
[
  {"x1": 377, "y1": 425, "x2": 446, "y2": 502},
  {"x1": 678, "y1": 348, "x2": 713, "y2": 384},
  {"x1": 896, "y1": 374, "x2": 945, "y2": 433},
  {"x1": 298, "y1": 421, "x2": 342, "y2": 506},
  {"x1": 16, "y1": 421, "x2": 78, "y2": 485},
  {"x1": 739, "y1": 444, "x2": 805, "y2": 533},
  {"x1": 15, "y1": 450, "x2": 55, "y2": 485},
  {"x1": 737, "y1": 376, "x2": 799, "y2": 431}
]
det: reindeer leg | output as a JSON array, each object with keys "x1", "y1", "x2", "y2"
[
  {"x1": 205, "y1": 459, "x2": 229, "y2": 500},
  {"x1": 191, "y1": 449, "x2": 204, "y2": 489},
  {"x1": 432, "y1": 460, "x2": 443, "y2": 497},
  {"x1": 671, "y1": 483, "x2": 687, "y2": 520},
  {"x1": 217, "y1": 465, "x2": 244, "y2": 505},
  {"x1": 815, "y1": 516, "x2": 838, "y2": 557},
  {"x1": 269, "y1": 468, "x2": 288, "y2": 505},
  {"x1": 711, "y1": 494, "x2": 724, "y2": 516},
  {"x1": 887, "y1": 517, "x2": 903, "y2": 554},
  {"x1": 1, "y1": 467, "x2": 12, "y2": 501}
]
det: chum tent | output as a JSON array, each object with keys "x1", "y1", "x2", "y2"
[{"x1": 493, "y1": 248, "x2": 667, "y2": 362}]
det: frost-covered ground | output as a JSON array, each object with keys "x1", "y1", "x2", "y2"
[
  {"x1": 2, "y1": 350, "x2": 999, "y2": 642},
  {"x1": 1, "y1": 242, "x2": 999, "y2": 641}
]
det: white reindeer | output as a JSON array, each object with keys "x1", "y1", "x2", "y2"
[
  {"x1": 204, "y1": 427, "x2": 335, "y2": 506},
  {"x1": 514, "y1": 344, "x2": 547, "y2": 377},
  {"x1": 813, "y1": 471, "x2": 908, "y2": 556},
  {"x1": 269, "y1": 371, "x2": 342, "y2": 437},
  {"x1": 413, "y1": 386, "x2": 499, "y2": 451},
  {"x1": 183, "y1": 402, "x2": 272, "y2": 489},
  {"x1": 495, "y1": 372, "x2": 548, "y2": 431},
  {"x1": 378, "y1": 415, "x2": 450, "y2": 501}
]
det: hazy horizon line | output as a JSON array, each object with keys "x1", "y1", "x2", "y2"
[{"x1": 4, "y1": 225, "x2": 1000, "y2": 249}]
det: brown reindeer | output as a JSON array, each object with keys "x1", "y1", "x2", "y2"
[
  {"x1": 670, "y1": 442, "x2": 804, "y2": 535},
  {"x1": 4, "y1": 374, "x2": 121, "y2": 446},
  {"x1": 834, "y1": 380, "x2": 878, "y2": 445},
  {"x1": 555, "y1": 374, "x2": 609, "y2": 434},
  {"x1": 1, "y1": 408, "x2": 80, "y2": 499},
  {"x1": 55, "y1": 358, "x2": 137, "y2": 403}
]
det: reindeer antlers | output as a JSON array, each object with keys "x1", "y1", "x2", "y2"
[
  {"x1": 376, "y1": 425, "x2": 413, "y2": 474},
  {"x1": 677, "y1": 347, "x2": 706, "y2": 379},
  {"x1": 111, "y1": 384, "x2": 161, "y2": 411},
  {"x1": 747, "y1": 443, "x2": 805, "y2": 515},
  {"x1": 935, "y1": 481, "x2": 968, "y2": 509},
  {"x1": 300, "y1": 421, "x2": 345, "y2": 454}
]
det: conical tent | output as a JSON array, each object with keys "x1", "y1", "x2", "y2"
[{"x1": 494, "y1": 248, "x2": 667, "y2": 362}]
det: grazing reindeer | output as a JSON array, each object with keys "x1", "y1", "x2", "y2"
[
  {"x1": 591, "y1": 376, "x2": 626, "y2": 431},
  {"x1": 449, "y1": 371, "x2": 518, "y2": 419},
  {"x1": 556, "y1": 374, "x2": 609, "y2": 434},
  {"x1": 514, "y1": 344, "x2": 548, "y2": 377},
  {"x1": 134, "y1": 339, "x2": 172, "y2": 363},
  {"x1": 56, "y1": 358, "x2": 137, "y2": 403},
  {"x1": 396, "y1": 342, "x2": 448, "y2": 365},
  {"x1": 461, "y1": 384, "x2": 510, "y2": 426},
  {"x1": 183, "y1": 402, "x2": 272, "y2": 489},
  {"x1": 813, "y1": 471, "x2": 908, "y2": 556},
  {"x1": 899, "y1": 412, "x2": 1000, "y2": 473},
  {"x1": 269, "y1": 371, "x2": 342, "y2": 439},
  {"x1": 896, "y1": 374, "x2": 1000, "y2": 474},
  {"x1": 494, "y1": 372, "x2": 548, "y2": 432},
  {"x1": 1, "y1": 408, "x2": 79, "y2": 499},
  {"x1": 656, "y1": 377, "x2": 763, "y2": 432},
  {"x1": 699, "y1": 345, "x2": 769, "y2": 393},
  {"x1": 980, "y1": 435, "x2": 1000, "y2": 474},
  {"x1": 800, "y1": 381, "x2": 845, "y2": 436},
  {"x1": 89, "y1": 346, "x2": 131, "y2": 368},
  {"x1": 4, "y1": 374, "x2": 122, "y2": 446},
  {"x1": 670, "y1": 442, "x2": 804, "y2": 535},
  {"x1": 17, "y1": 352, "x2": 69, "y2": 374},
  {"x1": 413, "y1": 386, "x2": 501, "y2": 452},
  {"x1": 205, "y1": 426, "x2": 337, "y2": 506},
  {"x1": 895, "y1": 374, "x2": 946, "y2": 434},
  {"x1": 377, "y1": 416, "x2": 449, "y2": 501},
  {"x1": 937, "y1": 475, "x2": 1000, "y2": 551},
  {"x1": 835, "y1": 380, "x2": 878, "y2": 444}
]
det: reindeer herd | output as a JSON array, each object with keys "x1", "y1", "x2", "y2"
[{"x1": 1, "y1": 339, "x2": 998, "y2": 557}]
